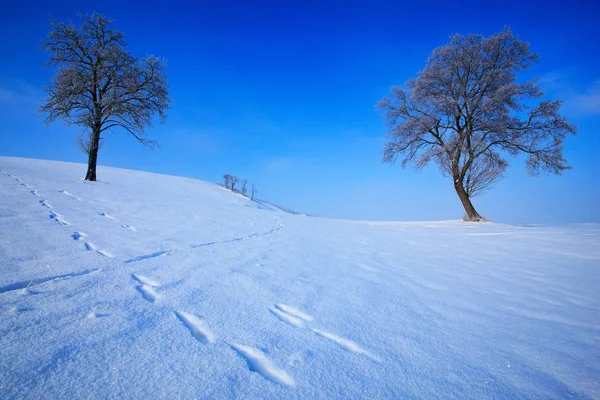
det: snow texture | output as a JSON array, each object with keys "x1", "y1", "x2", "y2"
[{"x1": 0, "y1": 156, "x2": 598, "y2": 399}]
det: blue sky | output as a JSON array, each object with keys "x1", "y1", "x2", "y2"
[{"x1": 1, "y1": 0, "x2": 598, "y2": 224}]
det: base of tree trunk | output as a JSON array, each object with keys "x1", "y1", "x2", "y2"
[
  {"x1": 454, "y1": 181, "x2": 485, "y2": 222},
  {"x1": 461, "y1": 214, "x2": 486, "y2": 222},
  {"x1": 84, "y1": 171, "x2": 97, "y2": 181}
]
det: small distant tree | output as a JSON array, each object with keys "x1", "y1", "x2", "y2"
[
  {"x1": 39, "y1": 12, "x2": 170, "y2": 181},
  {"x1": 230, "y1": 176, "x2": 239, "y2": 192},
  {"x1": 378, "y1": 28, "x2": 576, "y2": 221},
  {"x1": 251, "y1": 184, "x2": 257, "y2": 200},
  {"x1": 223, "y1": 174, "x2": 232, "y2": 189},
  {"x1": 241, "y1": 178, "x2": 248, "y2": 196}
]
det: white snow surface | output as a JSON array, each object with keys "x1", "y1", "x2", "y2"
[{"x1": 0, "y1": 156, "x2": 598, "y2": 399}]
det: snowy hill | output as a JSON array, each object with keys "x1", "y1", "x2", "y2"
[{"x1": 0, "y1": 156, "x2": 598, "y2": 399}]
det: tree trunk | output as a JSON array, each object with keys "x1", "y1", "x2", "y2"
[
  {"x1": 84, "y1": 128, "x2": 101, "y2": 181},
  {"x1": 454, "y1": 180, "x2": 483, "y2": 221}
]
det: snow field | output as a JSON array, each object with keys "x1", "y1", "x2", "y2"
[{"x1": 0, "y1": 156, "x2": 598, "y2": 399}]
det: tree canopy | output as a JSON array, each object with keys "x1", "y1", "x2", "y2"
[
  {"x1": 378, "y1": 28, "x2": 576, "y2": 220},
  {"x1": 39, "y1": 13, "x2": 170, "y2": 181}
]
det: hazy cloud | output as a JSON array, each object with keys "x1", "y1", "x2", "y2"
[
  {"x1": 568, "y1": 81, "x2": 600, "y2": 117},
  {"x1": 539, "y1": 72, "x2": 600, "y2": 118},
  {"x1": 0, "y1": 80, "x2": 43, "y2": 110}
]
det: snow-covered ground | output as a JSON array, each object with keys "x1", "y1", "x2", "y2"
[{"x1": 0, "y1": 156, "x2": 598, "y2": 399}]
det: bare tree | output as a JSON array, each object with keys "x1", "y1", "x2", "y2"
[
  {"x1": 378, "y1": 28, "x2": 576, "y2": 221},
  {"x1": 251, "y1": 184, "x2": 257, "y2": 200},
  {"x1": 39, "y1": 13, "x2": 170, "y2": 181},
  {"x1": 223, "y1": 174, "x2": 232, "y2": 189},
  {"x1": 241, "y1": 178, "x2": 248, "y2": 196},
  {"x1": 230, "y1": 176, "x2": 240, "y2": 192}
]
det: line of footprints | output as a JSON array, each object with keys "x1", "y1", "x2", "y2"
[
  {"x1": 2, "y1": 171, "x2": 136, "y2": 257},
  {"x1": 130, "y1": 273, "x2": 382, "y2": 388},
  {"x1": 2, "y1": 171, "x2": 382, "y2": 387}
]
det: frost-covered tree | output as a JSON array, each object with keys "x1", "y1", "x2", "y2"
[
  {"x1": 378, "y1": 28, "x2": 576, "y2": 221},
  {"x1": 39, "y1": 13, "x2": 170, "y2": 181}
]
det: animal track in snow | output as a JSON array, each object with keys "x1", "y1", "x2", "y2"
[
  {"x1": 174, "y1": 311, "x2": 215, "y2": 344},
  {"x1": 59, "y1": 190, "x2": 80, "y2": 201},
  {"x1": 39, "y1": 199, "x2": 53, "y2": 209},
  {"x1": 14, "y1": 177, "x2": 29, "y2": 187},
  {"x1": 124, "y1": 250, "x2": 173, "y2": 264},
  {"x1": 189, "y1": 241, "x2": 217, "y2": 248},
  {"x1": 189, "y1": 221, "x2": 283, "y2": 248},
  {"x1": 136, "y1": 284, "x2": 159, "y2": 303},
  {"x1": 7, "y1": 306, "x2": 34, "y2": 314},
  {"x1": 72, "y1": 231, "x2": 87, "y2": 240},
  {"x1": 121, "y1": 224, "x2": 137, "y2": 232},
  {"x1": 311, "y1": 329, "x2": 382, "y2": 362},
  {"x1": 274, "y1": 304, "x2": 313, "y2": 321},
  {"x1": 49, "y1": 211, "x2": 70, "y2": 226},
  {"x1": 269, "y1": 307, "x2": 304, "y2": 327},
  {"x1": 30, "y1": 190, "x2": 40, "y2": 197},
  {"x1": 131, "y1": 274, "x2": 159, "y2": 287},
  {"x1": 0, "y1": 268, "x2": 100, "y2": 295},
  {"x1": 83, "y1": 242, "x2": 113, "y2": 257},
  {"x1": 87, "y1": 311, "x2": 110, "y2": 319},
  {"x1": 230, "y1": 343, "x2": 295, "y2": 387},
  {"x1": 98, "y1": 212, "x2": 117, "y2": 221}
]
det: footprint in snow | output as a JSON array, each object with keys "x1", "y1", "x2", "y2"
[
  {"x1": 311, "y1": 329, "x2": 382, "y2": 363},
  {"x1": 274, "y1": 304, "x2": 313, "y2": 321},
  {"x1": 30, "y1": 190, "x2": 40, "y2": 197},
  {"x1": 84, "y1": 242, "x2": 113, "y2": 257},
  {"x1": 268, "y1": 304, "x2": 381, "y2": 362},
  {"x1": 49, "y1": 211, "x2": 70, "y2": 226},
  {"x1": 230, "y1": 343, "x2": 295, "y2": 387},
  {"x1": 136, "y1": 285, "x2": 159, "y2": 303},
  {"x1": 98, "y1": 212, "x2": 117, "y2": 221},
  {"x1": 0, "y1": 268, "x2": 100, "y2": 295},
  {"x1": 121, "y1": 224, "x2": 137, "y2": 232},
  {"x1": 7, "y1": 306, "x2": 34, "y2": 314},
  {"x1": 72, "y1": 231, "x2": 87, "y2": 241},
  {"x1": 131, "y1": 273, "x2": 159, "y2": 287},
  {"x1": 174, "y1": 311, "x2": 215, "y2": 344},
  {"x1": 58, "y1": 190, "x2": 80, "y2": 201},
  {"x1": 39, "y1": 199, "x2": 52, "y2": 209},
  {"x1": 270, "y1": 308, "x2": 304, "y2": 327},
  {"x1": 87, "y1": 311, "x2": 111, "y2": 319},
  {"x1": 269, "y1": 304, "x2": 313, "y2": 328},
  {"x1": 124, "y1": 250, "x2": 173, "y2": 264}
]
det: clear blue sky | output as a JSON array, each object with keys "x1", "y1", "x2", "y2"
[{"x1": 1, "y1": 0, "x2": 598, "y2": 224}]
